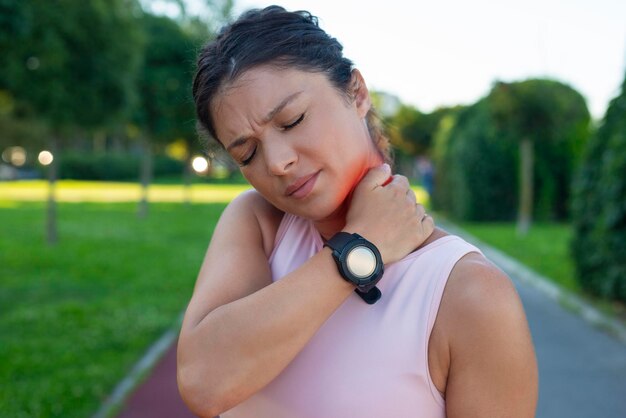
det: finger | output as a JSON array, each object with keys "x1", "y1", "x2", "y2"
[
  {"x1": 415, "y1": 203, "x2": 426, "y2": 218},
  {"x1": 422, "y1": 214, "x2": 435, "y2": 232},
  {"x1": 384, "y1": 175, "x2": 410, "y2": 197},
  {"x1": 388, "y1": 174, "x2": 409, "y2": 189},
  {"x1": 363, "y1": 163, "x2": 392, "y2": 189},
  {"x1": 406, "y1": 187, "x2": 417, "y2": 203}
]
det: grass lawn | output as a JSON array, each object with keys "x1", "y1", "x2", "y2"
[
  {"x1": 458, "y1": 222, "x2": 579, "y2": 292},
  {"x1": 0, "y1": 180, "x2": 250, "y2": 203},
  {"x1": 0, "y1": 198, "x2": 229, "y2": 417}
]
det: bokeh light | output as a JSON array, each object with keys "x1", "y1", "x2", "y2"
[
  {"x1": 38, "y1": 150, "x2": 54, "y2": 166},
  {"x1": 191, "y1": 156, "x2": 209, "y2": 173},
  {"x1": 26, "y1": 56, "x2": 40, "y2": 70},
  {"x1": 2, "y1": 146, "x2": 26, "y2": 166}
]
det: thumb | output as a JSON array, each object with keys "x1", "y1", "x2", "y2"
[{"x1": 362, "y1": 163, "x2": 392, "y2": 189}]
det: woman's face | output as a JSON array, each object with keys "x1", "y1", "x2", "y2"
[{"x1": 211, "y1": 65, "x2": 383, "y2": 221}]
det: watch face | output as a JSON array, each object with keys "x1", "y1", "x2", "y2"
[{"x1": 346, "y1": 246, "x2": 377, "y2": 278}]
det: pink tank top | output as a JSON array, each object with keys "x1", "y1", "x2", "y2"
[{"x1": 223, "y1": 213, "x2": 482, "y2": 418}]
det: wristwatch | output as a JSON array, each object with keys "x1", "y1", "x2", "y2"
[{"x1": 324, "y1": 232, "x2": 384, "y2": 304}]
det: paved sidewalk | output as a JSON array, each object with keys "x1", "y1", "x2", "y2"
[
  {"x1": 515, "y1": 275, "x2": 626, "y2": 416},
  {"x1": 113, "y1": 230, "x2": 626, "y2": 418},
  {"x1": 116, "y1": 342, "x2": 195, "y2": 418}
]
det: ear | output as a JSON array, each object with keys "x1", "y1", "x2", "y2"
[{"x1": 350, "y1": 69, "x2": 371, "y2": 118}]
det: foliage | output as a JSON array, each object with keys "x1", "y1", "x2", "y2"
[
  {"x1": 386, "y1": 104, "x2": 455, "y2": 157},
  {"x1": 132, "y1": 2, "x2": 227, "y2": 160},
  {"x1": 490, "y1": 80, "x2": 591, "y2": 220},
  {"x1": 0, "y1": 107, "x2": 49, "y2": 150},
  {"x1": 433, "y1": 100, "x2": 517, "y2": 220},
  {"x1": 0, "y1": 201, "x2": 226, "y2": 417},
  {"x1": 433, "y1": 79, "x2": 590, "y2": 222},
  {"x1": 571, "y1": 73, "x2": 626, "y2": 302},
  {"x1": 134, "y1": 13, "x2": 197, "y2": 143},
  {"x1": 56, "y1": 153, "x2": 185, "y2": 181},
  {"x1": 0, "y1": 0, "x2": 223, "y2": 158},
  {"x1": 0, "y1": 0, "x2": 144, "y2": 132}
]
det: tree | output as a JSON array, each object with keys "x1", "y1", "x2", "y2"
[
  {"x1": 133, "y1": 12, "x2": 200, "y2": 216},
  {"x1": 387, "y1": 104, "x2": 455, "y2": 157},
  {"x1": 490, "y1": 80, "x2": 590, "y2": 234},
  {"x1": 133, "y1": 1, "x2": 233, "y2": 214},
  {"x1": 432, "y1": 79, "x2": 590, "y2": 224},
  {"x1": 571, "y1": 72, "x2": 626, "y2": 302},
  {"x1": 432, "y1": 100, "x2": 518, "y2": 220},
  {"x1": 1, "y1": 0, "x2": 144, "y2": 243}
]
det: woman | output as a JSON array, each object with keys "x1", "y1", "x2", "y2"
[{"x1": 178, "y1": 6, "x2": 538, "y2": 417}]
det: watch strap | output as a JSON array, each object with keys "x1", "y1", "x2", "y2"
[
  {"x1": 355, "y1": 286, "x2": 382, "y2": 304},
  {"x1": 324, "y1": 231, "x2": 360, "y2": 252}
]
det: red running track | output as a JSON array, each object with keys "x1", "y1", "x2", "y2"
[{"x1": 116, "y1": 342, "x2": 196, "y2": 418}]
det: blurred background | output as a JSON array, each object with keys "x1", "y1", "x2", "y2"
[{"x1": 1, "y1": 0, "x2": 625, "y2": 417}]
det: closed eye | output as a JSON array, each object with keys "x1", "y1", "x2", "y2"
[
  {"x1": 283, "y1": 113, "x2": 305, "y2": 130},
  {"x1": 240, "y1": 147, "x2": 257, "y2": 167}
]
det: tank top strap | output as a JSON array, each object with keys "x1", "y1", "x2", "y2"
[
  {"x1": 425, "y1": 236, "x2": 482, "y2": 321},
  {"x1": 424, "y1": 236, "x2": 483, "y2": 352},
  {"x1": 268, "y1": 213, "x2": 322, "y2": 281}
]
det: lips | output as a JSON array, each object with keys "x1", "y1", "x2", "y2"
[{"x1": 285, "y1": 171, "x2": 320, "y2": 198}]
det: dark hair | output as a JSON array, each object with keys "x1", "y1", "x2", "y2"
[{"x1": 192, "y1": 5, "x2": 391, "y2": 163}]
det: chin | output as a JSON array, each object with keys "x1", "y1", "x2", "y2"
[
  {"x1": 309, "y1": 195, "x2": 350, "y2": 223},
  {"x1": 278, "y1": 195, "x2": 340, "y2": 221}
]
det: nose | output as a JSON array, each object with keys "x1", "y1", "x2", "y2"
[{"x1": 264, "y1": 136, "x2": 297, "y2": 176}]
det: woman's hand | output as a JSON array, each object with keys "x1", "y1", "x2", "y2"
[{"x1": 344, "y1": 164, "x2": 434, "y2": 264}]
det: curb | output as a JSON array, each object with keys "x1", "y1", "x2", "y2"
[
  {"x1": 92, "y1": 313, "x2": 184, "y2": 418},
  {"x1": 440, "y1": 219, "x2": 626, "y2": 346}
]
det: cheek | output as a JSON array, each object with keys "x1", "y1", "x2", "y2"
[
  {"x1": 316, "y1": 124, "x2": 371, "y2": 194},
  {"x1": 243, "y1": 168, "x2": 269, "y2": 193},
  {"x1": 325, "y1": 153, "x2": 369, "y2": 206}
]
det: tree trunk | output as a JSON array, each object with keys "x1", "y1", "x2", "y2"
[
  {"x1": 46, "y1": 137, "x2": 59, "y2": 245},
  {"x1": 137, "y1": 136, "x2": 152, "y2": 219},
  {"x1": 517, "y1": 138, "x2": 534, "y2": 236}
]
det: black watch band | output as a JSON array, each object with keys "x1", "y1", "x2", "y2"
[
  {"x1": 354, "y1": 287, "x2": 382, "y2": 304},
  {"x1": 325, "y1": 231, "x2": 357, "y2": 252}
]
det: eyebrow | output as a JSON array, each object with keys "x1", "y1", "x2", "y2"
[{"x1": 226, "y1": 91, "x2": 303, "y2": 152}]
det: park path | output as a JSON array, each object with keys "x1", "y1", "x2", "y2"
[
  {"x1": 116, "y1": 341, "x2": 194, "y2": 418},
  {"x1": 516, "y1": 277, "x2": 626, "y2": 417},
  {"x1": 114, "y1": 232, "x2": 626, "y2": 418}
]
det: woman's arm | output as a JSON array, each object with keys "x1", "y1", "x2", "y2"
[
  {"x1": 177, "y1": 165, "x2": 434, "y2": 417},
  {"x1": 434, "y1": 253, "x2": 538, "y2": 417}
]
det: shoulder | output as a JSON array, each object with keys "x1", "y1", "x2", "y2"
[
  {"x1": 447, "y1": 252, "x2": 520, "y2": 313},
  {"x1": 433, "y1": 252, "x2": 537, "y2": 414},
  {"x1": 441, "y1": 252, "x2": 528, "y2": 343},
  {"x1": 224, "y1": 189, "x2": 284, "y2": 258},
  {"x1": 429, "y1": 252, "x2": 522, "y2": 371}
]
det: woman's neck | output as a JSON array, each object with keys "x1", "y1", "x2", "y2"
[
  {"x1": 313, "y1": 201, "x2": 349, "y2": 242},
  {"x1": 314, "y1": 147, "x2": 383, "y2": 241}
]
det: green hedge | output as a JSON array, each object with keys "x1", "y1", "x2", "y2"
[
  {"x1": 433, "y1": 100, "x2": 517, "y2": 220},
  {"x1": 433, "y1": 79, "x2": 590, "y2": 222},
  {"x1": 571, "y1": 75, "x2": 626, "y2": 302},
  {"x1": 57, "y1": 153, "x2": 185, "y2": 181}
]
